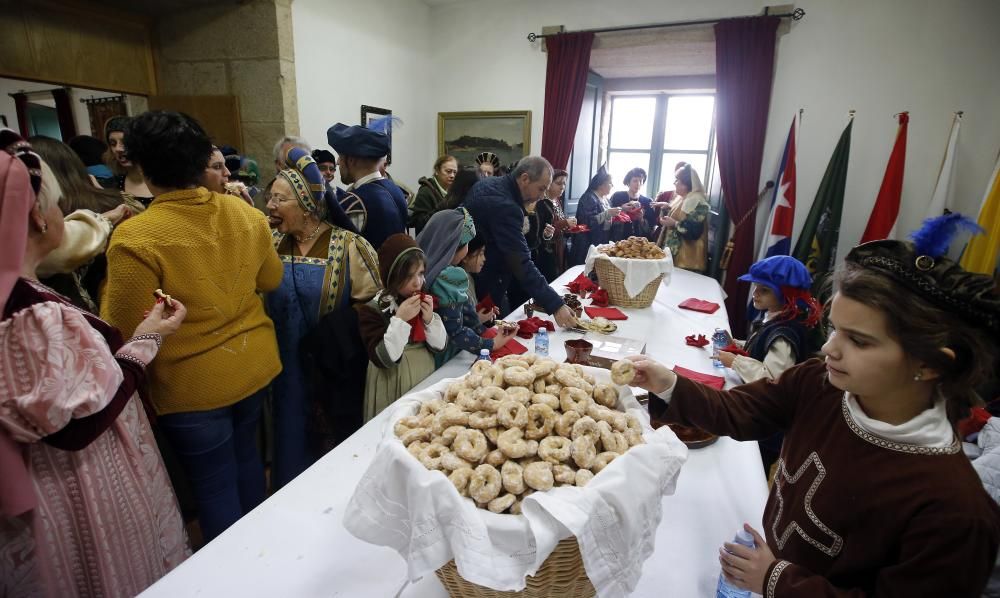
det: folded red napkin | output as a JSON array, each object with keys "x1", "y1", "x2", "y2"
[
  {"x1": 566, "y1": 273, "x2": 597, "y2": 295},
  {"x1": 475, "y1": 294, "x2": 496, "y2": 314},
  {"x1": 407, "y1": 292, "x2": 439, "y2": 342},
  {"x1": 516, "y1": 316, "x2": 555, "y2": 339},
  {"x1": 612, "y1": 212, "x2": 632, "y2": 223},
  {"x1": 673, "y1": 365, "x2": 725, "y2": 390},
  {"x1": 958, "y1": 407, "x2": 992, "y2": 439},
  {"x1": 589, "y1": 287, "x2": 609, "y2": 307},
  {"x1": 584, "y1": 306, "x2": 627, "y2": 320},
  {"x1": 678, "y1": 298, "x2": 721, "y2": 314},
  {"x1": 685, "y1": 334, "x2": 709, "y2": 347},
  {"x1": 566, "y1": 224, "x2": 590, "y2": 234},
  {"x1": 720, "y1": 343, "x2": 750, "y2": 357}
]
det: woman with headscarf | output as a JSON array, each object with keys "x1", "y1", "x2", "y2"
[
  {"x1": 0, "y1": 129, "x2": 189, "y2": 597},
  {"x1": 418, "y1": 208, "x2": 517, "y2": 367},
  {"x1": 265, "y1": 146, "x2": 381, "y2": 487},
  {"x1": 657, "y1": 163, "x2": 710, "y2": 272},
  {"x1": 567, "y1": 165, "x2": 621, "y2": 267},
  {"x1": 356, "y1": 234, "x2": 446, "y2": 421},
  {"x1": 104, "y1": 115, "x2": 154, "y2": 208},
  {"x1": 475, "y1": 151, "x2": 501, "y2": 177},
  {"x1": 101, "y1": 111, "x2": 283, "y2": 542},
  {"x1": 409, "y1": 154, "x2": 458, "y2": 234}
]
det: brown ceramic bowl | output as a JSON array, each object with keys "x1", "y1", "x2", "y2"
[{"x1": 564, "y1": 339, "x2": 594, "y2": 365}]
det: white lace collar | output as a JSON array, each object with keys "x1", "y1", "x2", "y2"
[{"x1": 843, "y1": 392, "x2": 957, "y2": 453}]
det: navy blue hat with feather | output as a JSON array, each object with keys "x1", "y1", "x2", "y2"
[
  {"x1": 326, "y1": 115, "x2": 400, "y2": 159},
  {"x1": 845, "y1": 213, "x2": 999, "y2": 336}
]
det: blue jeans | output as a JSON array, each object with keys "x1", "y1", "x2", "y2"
[{"x1": 158, "y1": 390, "x2": 266, "y2": 542}]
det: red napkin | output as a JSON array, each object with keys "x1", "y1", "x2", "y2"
[
  {"x1": 566, "y1": 273, "x2": 597, "y2": 295},
  {"x1": 516, "y1": 316, "x2": 555, "y2": 339},
  {"x1": 475, "y1": 294, "x2": 496, "y2": 314},
  {"x1": 625, "y1": 206, "x2": 644, "y2": 220},
  {"x1": 482, "y1": 328, "x2": 528, "y2": 358},
  {"x1": 678, "y1": 298, "x2": 721, "y2": 314},
  {"x1": 584, "y1": 306, "x2": 627, "y2": 320},
  {"x1": 958, "y1": 407, "x2": 992, "y2": 439},
  {"x1": 589, "y1": 288, "x2": 609, "y2": 307},
  {"x1": 612, "y1": 212, "x2": 632, "y2": 223},
  {"x1": 673, "y1": 365, "x2": 725, "y2": 390},
  {"x1": 685, "y1": 334, "x2": 709, "y2": 347},
  {"x1": 566, "y1": 224, "x2": 590, "y2": 234},
  {"x1": 406, "y1": 293, "x2": 439, "y2": 342},
  {"x1": 720, "y1": 343, "x2": 750, "y2": 357}
]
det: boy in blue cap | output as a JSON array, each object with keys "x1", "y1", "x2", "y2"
[{"x1": 719, "y1": 254, "x2": 822, "y2": 473}]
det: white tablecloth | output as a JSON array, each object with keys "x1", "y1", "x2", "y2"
[{"x1": 140, "y1": 267, "x2": 768, "y2": 598}]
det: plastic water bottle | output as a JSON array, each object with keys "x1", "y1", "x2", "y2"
[
  {"x1": 712, "y1": 329, "x2": 728, "y2": 369},
  {"x1": 717, "y1": 529, "x2": 755, "y2": 598},
  {"x1": 534, "y1": 328, "x2": 549, "y2": 357},
  {"x1": 478, "y1": 349, "x2": 491, "y2": 362}
]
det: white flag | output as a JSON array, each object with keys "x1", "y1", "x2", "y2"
[{"x1": 925, "y1": 114, "x2": 961, "y2": 218}]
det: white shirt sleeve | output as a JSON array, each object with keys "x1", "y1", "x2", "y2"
[
  {"x1": 425, "y1": 313, "x2": 447, "y2": 351},
  {"x1": 383, "y1": 316, "x2": 412, "y2": 363},
  {"x1": 653, "y1": 374, "x2": 678, "y2": 402},
  {"x1": 730, "y1": 338, "x2": 796, "y2": 383}
]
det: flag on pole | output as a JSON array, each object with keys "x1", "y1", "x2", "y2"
[
  {"x1": 758, "y1": 116, "x2": 798, "y2": 261},
  {"x1": 960, "y1": 152, "x2": 1000, "y2": 275},
  {"x1": 793, "y1": 117, "x2": 853, "y2": 278},
  {"x1": 861, "y1": 112, "x2": 909, "y2": 243},
  {"x1": 926, "y1": 113, "x2": 961, "y2": 218}
]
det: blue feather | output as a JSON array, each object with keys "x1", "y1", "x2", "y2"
[
  {"x1": 908, "y1": 212, "x2": 983, "y2": 258},
  {"x1": 366, "y1": 115, "x2": 403, "y2": 135}
]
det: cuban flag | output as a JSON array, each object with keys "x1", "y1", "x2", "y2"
[{"x1": 759, "y1": 116, "x2": 797, "y2": 261}]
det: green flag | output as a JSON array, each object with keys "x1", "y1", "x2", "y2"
[{"x1": 793, "y1": 119, "x2": 853, "y2": 277}]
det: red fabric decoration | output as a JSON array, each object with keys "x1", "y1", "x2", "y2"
[
  {"x1": 407, "y1": 293, "x2": 438, "y2": 343},
  {"x1": 566, "y1": 272, "x2": 597, "y2": 295},
  {"x1": 516, "y1": 316, "x2": 555, "y2": 339},
  {"x1": 540, "y1": 32, "x2": 596, "y2": 170},
  {"x1": 566, "y1": 224, "x2": 590, "y2": 234},
  {"x1": 958, "y1": 407, "x2": 992, "y2": 439},
  {"x1": 584, "y1": 306, "x2": 627, "y2": 320},
  {"x1": 678, "y1": 298, "x2": 721, "y2": 314},
  {"x1": 589, "y1": 288, "x2": 609, "y2": 307},
  {"x1": 721, "y1": 343, "x2": 750, "y2": 357},
  {"x1": 612, "y1": 211, "x2": 632, "y2": 223},
  {"x1": 673, "y1": 365, "x2": 725, "y2": 390},
  {"x1": 482, "y1": 328, "x2": 529, "y2": 358},
  {"x1": 685, "y1": 334, "x2": 710, "y2": 347},
  {"x1": 475, "y1": 294, "x2": 496, "y2": 314}
]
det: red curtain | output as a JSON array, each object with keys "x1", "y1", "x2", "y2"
[
  {"x1": 11, "y1": 93, "x2": 29, "y2": 137},
  {"x1": 51, "y1": 88, "x2": 78, "y2": 141},
  {"x1": 714, "y1": 16, "x2": 780, "y2": 335},
  {"x1": 540, "y1": 31, "x2": 595, "y2": 170}
]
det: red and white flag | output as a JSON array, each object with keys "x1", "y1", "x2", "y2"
[{"x1": 861, "y1": 112, "x2": 909, "y2": 243}]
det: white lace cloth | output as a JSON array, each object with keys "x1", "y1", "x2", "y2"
[
  {"x1": 585, "y1": 245, "x2": 674, "y2": 298},
  {"x1": 343, "y1": 366, "x2": 688, "y2": 596}
]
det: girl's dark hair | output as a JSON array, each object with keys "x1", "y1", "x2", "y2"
[
  {"x1": 553, "y1": 169, "x2": 568, "y2": 180},
  {"x1": 835, "y1": 262, "x2": 999, "y2": 423},
  {"x1": 444, "y1": 167, "x2": 481, "y2": 209},
  {"x1": 623, "y1": 167, "x2": 647, "y2": 186},
  {"x1": 29, "y1": 135, "x2": 123, "y2": 215},
  {"x1": 67, "y1": 135, "x2": 108, "y2": 167},
  {"x1": 387, "y1": 251, "x2": 426, "y2": 298},
  {"x1": 467, "y1": 232, "x2": 486, "y2": 254},
  {"x1": 123, "y1": 111, "x2": 213, "y2": 189}
]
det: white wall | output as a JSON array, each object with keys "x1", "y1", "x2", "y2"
[
  {"x1": 0, "y1": 76, "x2": 122, "y2": 138},
  {"x1": 428, "y1": 0, "x2": 1000, "y2": 264},
  {"x1": 291, "y1": 0, "x2": 433, "y2": 189}
]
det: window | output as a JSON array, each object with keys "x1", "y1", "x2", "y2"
[{"x1": 606, "y1": 94, "x2": 715, "y2": 198}]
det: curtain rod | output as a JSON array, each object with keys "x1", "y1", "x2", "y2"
[
  {"x1": 527, "y1": 7, "x2": 805, "y2": 42},
  {"x1": 7, "y1": 86, "x2": 69, "y2": 98}
]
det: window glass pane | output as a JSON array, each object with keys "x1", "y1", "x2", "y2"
[
  {"x1": 659, "y1": 153, "x2": 708, "y2": 196},
  {"x1": 609, "y1": 97, "x2": 656, "y2": 150},
  {"x1": 608, "y1": 152, "x2": 650, "y2": 196},
  {"x1": 663, "y1": 96, "x2": 714, "y2": 150}
]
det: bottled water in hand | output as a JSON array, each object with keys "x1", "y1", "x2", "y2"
[{"x1": 717, "y1": 528, "x2": 755, "y2": 598}]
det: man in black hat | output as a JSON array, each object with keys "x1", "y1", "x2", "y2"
[
  {"x1": 464, "y1": 155, "x2": 576, "y2": 328},
  {"x1": 327, "y1": 122, "x2": 408, "y2": 250}
]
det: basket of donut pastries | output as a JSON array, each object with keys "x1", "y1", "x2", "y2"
[
  {"x1": 589, "y1": 237, "x2": 672, "y2": 309},
  {"x1": 343, "y1": 355, "x2": 689, "y2": 597}
]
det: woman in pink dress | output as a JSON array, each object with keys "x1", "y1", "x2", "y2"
[{"x1": 0, "y1": 130, "x2": 190, "y2": 597}]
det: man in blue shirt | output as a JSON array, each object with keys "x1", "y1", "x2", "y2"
[{"x1": 465, "y1": 156, "x2": 576, "y2": 328}]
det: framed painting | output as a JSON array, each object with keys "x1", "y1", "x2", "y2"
[
  {"x1": 361, "y1": 104, "x2": 392, "y2": 164},
  {"x1": 437, "y1": 111, "x2": 531, "y2": 168}
]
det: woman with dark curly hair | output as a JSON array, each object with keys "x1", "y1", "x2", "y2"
[{"x1": 100, "y1": 111, "x2": 283, "y2": 541}]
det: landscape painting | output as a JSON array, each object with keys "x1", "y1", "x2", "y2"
[{"x1": 438, "y1": 111, "x2": 531, "y2": 168}]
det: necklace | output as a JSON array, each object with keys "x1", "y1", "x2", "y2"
[{"x1": 294, "y1": 221, "x2": 323, "y2": 245}]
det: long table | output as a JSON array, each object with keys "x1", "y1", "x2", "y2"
[{"x1": 141, "y1": 266, "x2": 768, "y2": 597}]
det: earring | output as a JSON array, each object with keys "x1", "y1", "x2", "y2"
[
  {"x1": 913, "y1": 372, "x2": 923, "y2": 381},
  {"x1": 41, "y1": 223, "x2": 48, "y2": 233}
]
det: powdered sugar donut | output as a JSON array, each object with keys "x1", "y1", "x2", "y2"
[
  {"x1": 571, "y1": 435, "x2": 597, "y2": 469},
  {"x1": 592, "y1": 451, "x2": 619, "y2": 473},
  {"x1": 501, "y1": 460, "x2": 526, "y2": 494},
  {"x1": 503, "y1": 366, "x2": 535, "y2": 388},
  {"x1": 488, "y1": 493, "x2": 516, "y2": 514},
  {"x1": 552, "y1": 464, "x2": 576, "y2": 485},
  {"x1": 449, "y1": 467, "x2": 474, "y2": 495},
  {"x1": 498, "y1": 427, "x2": 530, "y2": 459},
  {"x1": 523, "y1": 461, "x2": 554, "y2": 491},
  {"x1": 592, "y1": 383, "x2": 618, "y2": 408},
  {"x1": 610, "y1": 359, "x2": 636, "y2": 385},
  {"x1": 530, "y1": 393, "x2": 560, "y2": 410},
  {"x1": 555, "y1": 410, "x2": 581, "y2": 438},
  {"x1": 559, "y1": 387, "x2": 592, "y2": 415},
  {"x1": 525, "y1": 404, "x2": 556, "y2": 440},
  {"x1": 575, "y1": 469, "x2": 594, "y2": 487},
  {"x1": 470, "y1": 464, "x2": 502, "y2": 503},
  {"x1": 498, "y1": 400, "x2": 529, "y2": 429},
  {"x1": 503, "y1": 386, "x2": 532, "y2": 406},
  {"x1": 538, "y1": 436, "x2": 572, "y2": 464},
  {"x1": 453, "y1": 428, "x2": 488, "y2": 462}
]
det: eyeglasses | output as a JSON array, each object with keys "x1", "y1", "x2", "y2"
[{"x1": 266, "y1": 193, "x2": 297, "y2": 205}]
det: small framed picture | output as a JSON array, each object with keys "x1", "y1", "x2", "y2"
[{"x1": 361, "y1": 105, "x2": 392, "y2": 165}]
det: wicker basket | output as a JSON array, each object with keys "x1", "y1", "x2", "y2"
[
  {"x1": 435, "y1": 537, "x2": 596, "y2": 598},
  {"x1": 594, "y1": 256, "x2": 664, "y2": 308}
]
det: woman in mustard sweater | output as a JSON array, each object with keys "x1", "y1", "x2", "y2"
[{"x1": 101, "y1": 111, "x2": 283, "y2": 542}]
